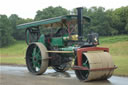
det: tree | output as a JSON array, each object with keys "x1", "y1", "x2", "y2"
[
  {"x1": 125, "y1": 23, "x2": 128, "y2": 31},
  {"x1": 113, "y1": 6, "x2": 128, "y2": 34},
  {"x1": 105, "y1": 9, "x2": 119, "y2": 35},
  {"x1": 9, "y1": 14, "x2": 33, "y2": 40},
  {"x1": 34, "y1": 6, "x2": 70, "y2": 20},
  {"x1": 85, "y1": 7, "x2": 114, "y2": 36},
  {"x1": 0, "y1": 15, "x2": 15, "y2": 47}
]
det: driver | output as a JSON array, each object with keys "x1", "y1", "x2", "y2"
[{"x1": 54, "y1": 28, "x2": 68, "y2": 37}]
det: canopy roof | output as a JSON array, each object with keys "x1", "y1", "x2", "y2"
[{"x1": 17, "y1": 15, "x2": 90, "y2": 29}]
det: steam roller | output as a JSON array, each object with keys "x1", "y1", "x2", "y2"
[{"x1": 17, "y1": 7, "x2": 116, "y2": 81}]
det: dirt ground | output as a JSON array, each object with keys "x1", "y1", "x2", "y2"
[{"x1": 0, "y1": 65, "x2": 128, "y2": 85}]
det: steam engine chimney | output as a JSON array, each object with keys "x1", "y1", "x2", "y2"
[{"x1": 77, "y1": 7, "x2": 83, "y2": 41}]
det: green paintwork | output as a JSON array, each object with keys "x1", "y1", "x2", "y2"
[
  {"x1": 32, "y1": 47, "x2": 41, "y2": 70},
  {"x1": 38, "y1": 34, "x2": 45, "y2": 45},
  {"x1": 83, "y1": 60, "x2": 89, "y2": 68},
  {"x1": 83, "y1": 63, "x2": 88, "y2": 67},
  {"x1": 51, "y1": 37, "x2": 64, "y2": 47},
  {"x1": 60, "y1": 46, "x2": 77, "y2": 51},
  {"x1": 17, "y1": 15, "x2": 90, "y2": 29}
]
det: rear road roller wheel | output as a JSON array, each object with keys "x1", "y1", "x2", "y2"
[{"x1": 26, "y1": 42, "x2": 49, "y2": 75}]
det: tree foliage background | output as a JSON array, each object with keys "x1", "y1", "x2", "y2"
[{"x1": 0, "y1": 6, "x2": 128, "y2": 47}]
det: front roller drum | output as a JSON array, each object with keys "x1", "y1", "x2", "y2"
[
  {"x1": 26, "y1": 42, "x2": 49, "y2": 75},
  {"x1": 75, "y1": 52, "x2": 115, "y2": 81}
]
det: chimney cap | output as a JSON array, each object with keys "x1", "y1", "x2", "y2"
[{"x1": 76, "y1": 7, "x2": 83, "y2": 9}]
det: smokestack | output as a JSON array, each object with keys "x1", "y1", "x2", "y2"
[{"x1": 77, "y1": 7, "x2": 83, "y2": 41}]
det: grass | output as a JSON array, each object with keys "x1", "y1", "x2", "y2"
[
  {"x1": 113, "y1": 55, "x2": 128, "y2": 76},
  {"x1": 0, "y1": 40, "x2": 27, "y2": 65},
  {"x1": 99, "y1": 35, "x2": 128, "y2": 44},
  {"x1": 0, "y1": 56, "x2": 25, "y2": 65},
  {"x1": 0, "y1": 41, "x2": 27, "y2": 57},
  {"x1": 99, "y1": 35, "x2": 128, "y2": 76},
  {"x1": 0, "y1": 35, "x2": 128, "y2": 76}
]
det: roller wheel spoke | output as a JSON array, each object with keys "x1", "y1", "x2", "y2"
[
  {"x1": 32, "y1": 47, "x2": 41, "y2": 68},
  {"x1": 82, "y1": 60, "x2": 89, "y2": 67}
]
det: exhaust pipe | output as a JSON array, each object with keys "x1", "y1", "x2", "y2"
[{"x1": 77, "y1": 7, "x2": 83, "y2": 41}]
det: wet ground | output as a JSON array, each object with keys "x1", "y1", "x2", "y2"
[{"x1": 0, "y1": 65, "x2": 128, "y2": 85}]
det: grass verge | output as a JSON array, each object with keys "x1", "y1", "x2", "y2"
[
  {"x1": 113, "y1": 55, "x2": 128, "y2": 76},
  {"x1": 0, "y1": 40, "x2": 27, "y2": 57},
  {"x1": 0, "y1": 56, "x2": 25, "y2": 65}
]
